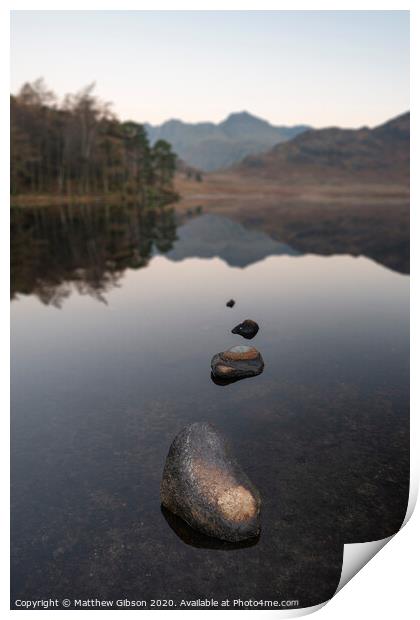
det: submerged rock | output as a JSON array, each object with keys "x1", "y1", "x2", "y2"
[
  {"x1": 211, "y1": 345, "x2": 264, "y2": 381},
  {"x1": 160, "y1": 422, "x2": 261, "y2": 542},
  {"x1": 232, "y1": 319, "x2": 259, "y2": 339},
  {"x1": 226, "y1": 299, "x2": 235, "y2": 308}
]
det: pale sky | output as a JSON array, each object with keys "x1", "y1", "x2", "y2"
[{"x1": 10, "y1": 10, "x2": 409, "y2": 128}]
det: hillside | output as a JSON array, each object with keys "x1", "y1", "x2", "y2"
[
  {"x1": 145, "y1": 111, "x2": 310, "y2": 172},
  {"x1": 237, "y1": 112, "x2": 410, "y2": 182}
]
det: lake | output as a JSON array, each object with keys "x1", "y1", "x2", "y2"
[{"x1": 11, "y1": 203, "x2": 409, "y2": 609}]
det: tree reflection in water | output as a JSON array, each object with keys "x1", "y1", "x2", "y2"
[{"x1": 11, "y1": 201, "x2": 177, "y2": 307}]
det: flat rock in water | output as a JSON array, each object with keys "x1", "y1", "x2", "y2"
[
  {"x1": 211, "y1": 345, "x2": 264, "y2": 381},
  {"x1": 160, "y1": 422, "x2": 261, "y2": 542},
  {"x1": 232, "y1": 319, "x2": 259, "y2": 339}
]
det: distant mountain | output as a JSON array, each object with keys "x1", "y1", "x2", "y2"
[
  {"x1": 145, "y1": 112, "x2": 310, "y2": 172},
  {"x1": 237, "y1": 112, "x2": 410, "y2": 182},
  {"x1": 161, "y1": 213, "x2": 299, "y2": 267}
]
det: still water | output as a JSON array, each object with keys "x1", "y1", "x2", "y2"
[{"x1": 11, "y1": 203, "x2": 409, "y2": 609}]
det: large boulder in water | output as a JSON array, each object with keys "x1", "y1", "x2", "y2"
[
  {"x1": 211, "y1": 345, "x2": 264, "y2": 381},
  {"x1": 160, "y1": 422, "x2": 261, "y2": 542}
]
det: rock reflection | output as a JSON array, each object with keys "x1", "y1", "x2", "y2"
[
  {"x1": 11, "y1": 201, "x2": 177, "y2": 307},
  {"x1": 210, "y1": 372, "x2": 252, "y2": 386},
  {"x1": 161, "y1": 506, "x2": 260, "y2": 550}
]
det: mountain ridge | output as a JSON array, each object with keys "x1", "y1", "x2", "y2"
[
  {"x1": 145, "y1": 111, "x2": 311, "y2": 172},
  {"x1": 236, "y1": 111, "x2": 410, "y2": 182}
]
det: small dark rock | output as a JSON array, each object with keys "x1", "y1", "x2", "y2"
[
  {"x1": 211, "y1": 345, "x2": 264, "y2": 381},
  {"x1": 226, "y1": 299, "x2": 235, "y2": 308},
  {"x1": 232, "y1": 319, "x2": 259, "y2": 339},
  {"x1": 160, "y1": 422, "x2": 261, "y2": 542}
]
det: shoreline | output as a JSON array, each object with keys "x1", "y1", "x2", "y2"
[
  {"x1": 10, "y1": 191, "x2": 179, "y2": 208},
  {"x1": 10, "y1": 172, "x2": 409, "y2": 209}
]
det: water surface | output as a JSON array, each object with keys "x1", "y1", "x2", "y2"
[{"x1": 11, "y1": 203, "x2": 409, "y2": 609}]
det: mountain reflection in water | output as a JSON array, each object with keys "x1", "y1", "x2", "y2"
[{"x1": 11, "y1": 202, "x2": 408, "y2": 308}]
